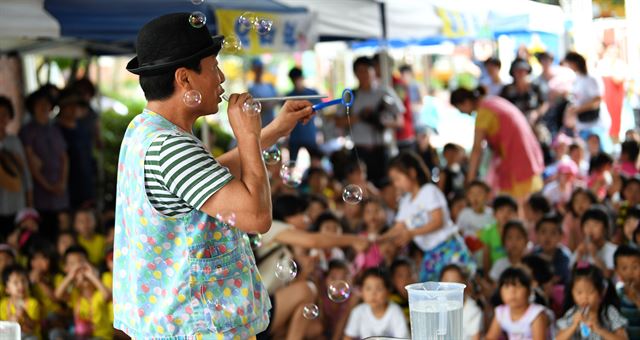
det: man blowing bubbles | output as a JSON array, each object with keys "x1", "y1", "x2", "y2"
[{"x1": 112, "y1": 13, "x2": 314, "y2": 339}]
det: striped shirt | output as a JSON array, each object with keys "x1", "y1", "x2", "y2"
[{"x1": 144, "y1": 132, "x2": 233, "y2": 216}]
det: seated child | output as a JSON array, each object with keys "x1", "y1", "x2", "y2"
[
  {"x1": 28, "y1": 244, "x2": 65, "y2": 333},
  {"x1": 344, "y1": 267, "x2": 409, "y2": 339},
  {"x1": 353, "y1": 198, "x2": 388, "y2": 274},
  {"x1": 572, "y1": 205, "x2": 618, "y2": 278},
  {"x1": 479, "y1": 195, "x2": 519, "y2": 273},
  {"x1": 0, "y1": 244, "x2": 16, "y2": 297},
  {"x1": 389, "y1": 257, "x2": 417, "y2": 323},
  {"x1": 486, "y1": 267, "x2": 550, "y2": 340},
  {"x1": 440, "y1": 264, "x2": 483, "y2": 340},
  {"x1": 621, "y1": 205, "x2": 640, "y2": 247},
  {"x1": 54, "y1": 246, "x2": 112, "y2": 339},
  {"x1": 73, "y1": 209, "x2": 105, "y2": 267},
  {"x1": 614, "y1": 245, "x2": 640, "y2": 339},
  {"x1": 489, "y1": 220, "x2": 529, "y2": 282},
  {"x1": 0, "y1": 264, "x2": 41, "y2": 339},
  {"x1": 523, "y1": 193, "x2": 552, "y2": 241},
  {"x1": 320, "y1": 259, "x2": 354, "y2": 340},
  {"x1": 309, "y1": 212, "x2": 346, "y2": 271},
  {"x1": 556, "y1": 264, "x2": 628, "y2": 340},
  {"x1": 533, "y1": 214, "x2": 572, "y2": 285},
  {"x1": 456, "y1": 180, "x2": 495, "y2": 236}
]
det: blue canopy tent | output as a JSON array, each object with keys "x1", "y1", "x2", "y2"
[{"x1": 41, "y1": 0, "x2": 308, "y2": 54}]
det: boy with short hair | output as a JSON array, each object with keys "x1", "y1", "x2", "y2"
[
  {"x1": 614, "y1": 245, "x2": 640, "y2": 339},
  {"x1": 456, "y1": 180, "x2": 495, "y2": 235},
  {"x1": 533, "y1": 214, "x2": 571, "y2": 285},
  {"x1": 479, "y1": 195, "x2": 518, "y2": 272}
]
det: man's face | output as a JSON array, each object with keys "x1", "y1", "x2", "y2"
[
  {"x1": 186, "y1": 56, "x2": 225, "y2": 115},
  {"x1": 354, "y1": 64, "x2": 372, "y2": 86}
]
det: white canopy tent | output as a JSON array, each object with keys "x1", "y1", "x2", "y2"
[{"x1": 0, "y1": 0, "x2": 60, "y2": 51}]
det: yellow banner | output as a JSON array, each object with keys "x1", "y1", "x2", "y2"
[
  {"x1": 436, "y1": 7, "x2": 474, "y2": 38},
  {"x1": 215, "y1": 9, "x2": 317, "y2": 55}
]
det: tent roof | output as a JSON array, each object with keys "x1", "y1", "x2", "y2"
[{"x1": 0, "y1": 0, "x2": 60, "y2": 51}]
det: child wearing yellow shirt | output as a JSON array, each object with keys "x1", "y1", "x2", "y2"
[
  {"x1": 0, "y1": 244, "x2": 16, "y2": 298},
  {"x1": 73, "y1": 209, "x2": 105, "y2": 267},
  {"x1": 28, "y1": 246, "x2": 67, "y2": 336},
  {"x1": 54, "y1": 246, "x2": 112, "y2": 339},
  {"x1": 1, "y1": 264, "x2": 41, "y2": 339}
]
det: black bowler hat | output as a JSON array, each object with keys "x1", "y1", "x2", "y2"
[{"x1": 127, "y1": 12, "x2": 224, "y2": 76}]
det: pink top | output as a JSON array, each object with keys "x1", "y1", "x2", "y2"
[
  {"x1": 353, "y1": 232, "x2": 384, "y2": 274},
  {"x1": 476, "y1": 96, "x2": 544, "y2": 189},
  {"x1": 620, "y1": 161, "x2": 639, "y2": 177}
]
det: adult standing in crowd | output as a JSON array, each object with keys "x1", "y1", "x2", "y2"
[
  {"x1": 335, "y1": 56, "x2": 403, "y2": 187},
  {"x1": 286, "y1": 66, "x2": 321, "y2": 161},
  {"x1": 451, "y1": 87, "x2": 544, "y2": 207},
  {"x1": 114, "y1": 13, "x2": 314, "y2": 339},
  {"x1": 19, "y1": 88, "x2": 68, "y2": 239},
  {"x1": 499, "y1": 58, "x2": 548, "y2": 125},
  {"x1": 249, "y1": 58, "x2": 278, "y2": 127},
  {"x1": 0, "y1": 96, "x2": 32, "y2": 239},
  {"x1": 563, "y1": 51, "x2": 612, "y2": 146}
]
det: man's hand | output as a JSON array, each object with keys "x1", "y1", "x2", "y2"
[
  {"x1": 272, "y1": 100, "x2": 314, "y2": 137},
  {"x1": 227, "y1": 93, "x2": 262, "y2": 138}
]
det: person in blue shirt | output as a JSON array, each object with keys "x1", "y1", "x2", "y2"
[
  {"x1": 286, "y1": 67, "x2": 321, "y2": 160},
  {"x1": 249, "y1": 59, "x2": 278, "y2": 127}
]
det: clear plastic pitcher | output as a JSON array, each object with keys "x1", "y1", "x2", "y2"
[
  {"x1": 405, "y1": 282, "x2": 465, "y2": 340},
  {"x1": 0, "y1": 321, "x2": 21, "y2": 340}
]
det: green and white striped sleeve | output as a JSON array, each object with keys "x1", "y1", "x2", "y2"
[{"x1": 147, "y1": 133, "x2": 233, "y2": 211}]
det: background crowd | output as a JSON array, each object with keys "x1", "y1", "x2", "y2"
[{"x1": 0, "y1": 46, "x2": 639, "y2": 340}]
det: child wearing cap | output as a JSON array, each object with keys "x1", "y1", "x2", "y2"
[{"x1": 543, "y1": 158, "x2": 581, "y2": 214}]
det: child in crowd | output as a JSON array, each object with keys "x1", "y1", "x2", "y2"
[
  {"x1": 0, "y1": 244, "x2": 16, "y2": 297},
  {"x1": 389, "y1": 257, "x2": 417, "y2": 323},
  {"x1": 557, "y1": 264, "x2": 628, "y2": 340},
  {"x1": 534, "y1": 214, "x2": 572, "y2": 285},
  {"x1": 28, "y1": 244, "x2": 63, "y2": 333},
  {"x1": 564, "y1": 188, "x2": 598, "y2": 251},
  {"x1": 440, "y1": 264, "x2": 483, "y2": 340},
  {"x1": 1, "y1": 265, "x2": 41, "y2": 339},
  {"x1": 309, "y1": 212, "x2": 347, "y2": 271},
  {"x1": 588, "y1": 153, "x2": 615, "y2": 201},
  {"x1": 569, "y1": 141, "x2": 589, "y2": 178},
  {"x1": 616, "y1": 176, "x2": 640, "y2": 236},
  {"x1": 521, "y1": 255, "x2": 557, "y2": 314},
  {"x1": 353, "y1": 199, "x2": 387, "y2": 274},
  {"x1": 448, "y1": 190, "x2": 467, "y2": 226},
  {"x1": 523, "y1": 193, "x2": 552, "y2": 240},
  {"x1": 621, "y1": 205, "x2": 640, "y2": 246},
  {"x1": 378, "y1": 178, "x2": 398, "y2": 226},
  {"x1": 544, "y1": 159, "x2": 581, "y2": 215},
  {"x1": 344, "y1": 267, "x2": 409, "y2": 339},
  {"x1": 479, "y1": 195, "x2": 519, "y2": 272},
  {"x1": 457, "y1": 180, "x2": 494, "y2": 236},
  {"x1": 619, "y1": 140, "x2": 639, "y2": 177},
  {"x1": 381, "y1": 152, "x2": 473, "y2": 282},
  {"x1": 573, "y1": 205, "x2": 617, "y2": 278},
  {"x1": 614, "y1": 245, "x2": 640, "y2": 339},
  {"x1": 54, "y1": 246, "x2": 112, "y2": 339},
  {"x1": 344, "y1": 161, "x2": 380, "y2": 199},
  {"x1": 438, "y1": 143, "x2": 466, "y2": 200},
  {"x1": 55, "y1": 231, "x2": 76, "y2": 272},
  {"x1": 73, "y1": 209, "x2": 105, "y2": 267},
  {"x1": 306, "y1": 193, "x2": 330, "y2": 225},
  {"x1": 486, "y1": 267, "x2": 549, "y2": 340},
  {"x1": 489, "y1": 220, "x2": 529, "y2": 282},
  {"x1": 320, "y1": 259, "x2": 354, "y2": 340}
]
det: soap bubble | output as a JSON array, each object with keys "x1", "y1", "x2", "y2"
[
  {"x1": 302, "y1": 303, "x2": 319, "y2": 319},
  {"x1": 280, "y1": 161, "x2": 303, "y2": 187},
  {"x1": 238, "y1": 12, "x2": 258, "y2": 30},
  {"x1": 188, "y1": 11, "x2": 207, "y2": 28},
  {"x1": 183, "y1": 90, "x2": 202, "y2": 107},
  {"x1": 191, "y1": 0, "x2": 204, "y2": 5},
  {"x1": 275, "y1": 258, "x2": 297, "y2": 281},
  {"x1": 222, "y1": 35, "x2": 243, "y2": 54},
  {"x1": 249, "y1": 233, "x2": 262, "y2": 248},
  {"x1": 242, "y1": 100, "x2": 262, "y2": 116},
  {"x1": 342, "y1": 184, "x2": 363, "y2": 205},
  {"x1": 216, "y1": 212, "x2": 236, "y2": 226},
  {"x1": 262, "y1": 146, "x2": 281, "y2": 165},
  {"x1": 255, "y1": 18, "x2": 273, "y2": 35},
  {"x1": 327, "y1": 280, "x2": 351, "y2": 303}
]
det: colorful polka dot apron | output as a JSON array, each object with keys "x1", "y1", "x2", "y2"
[{"x1": 113, "y1": 110, "x2": 270, "y2": 339}]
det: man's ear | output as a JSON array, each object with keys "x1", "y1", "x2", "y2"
[{"x1": 174, "y1": 67, "x2": 191, "y2": 91}]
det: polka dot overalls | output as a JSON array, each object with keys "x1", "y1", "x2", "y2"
[{"x1": 113, "y1": 111, "x2": 270, "y2": 339}]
